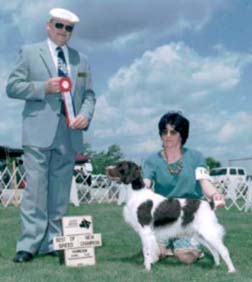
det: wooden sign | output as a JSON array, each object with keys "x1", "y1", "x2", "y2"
[
  {"x1": 54, "y1": 234, "x2": 102, "y2": 250},
  {"x1": 53, "y1": 215, "x2": 102, "y2": 267}
]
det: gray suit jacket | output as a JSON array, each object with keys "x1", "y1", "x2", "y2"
[{"x1": 6, "y1": 41, "x2": 96, "y2": 152}]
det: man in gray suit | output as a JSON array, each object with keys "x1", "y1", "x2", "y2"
[{"x1": 6, "y1": 8, "x2": 96, "y2": 263}]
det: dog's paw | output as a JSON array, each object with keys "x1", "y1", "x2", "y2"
[
  {"x1": 144, "y1": 260, "x2": 152, "y2": 271},
  {"x1": 228, "y1": 268, "x2": 236, "y2": 274}
]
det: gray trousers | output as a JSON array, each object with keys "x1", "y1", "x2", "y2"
[{"x1": 16, "y1": 117, "x2": 76, "y2": 254}]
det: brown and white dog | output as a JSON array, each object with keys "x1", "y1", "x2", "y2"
[{"x1": 107, "y1": 161, "x2": 236, "y2": 273}]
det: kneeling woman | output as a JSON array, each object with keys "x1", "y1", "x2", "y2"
[{"x1": 143, "y1": 111, "x2": 225, "y2": 264}]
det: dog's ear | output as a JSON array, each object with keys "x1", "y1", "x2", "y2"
[
  {"x1": 119, "y1": 162, "x2": 137, "y2": 184},
  {"x1": 129, "y1": 163, "x2": 145, "y2": 190},
  {"x1": 131, "y1": 164, "x2": 142, "y2": 179}
]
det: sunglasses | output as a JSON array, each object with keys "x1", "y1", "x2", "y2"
[
  {"x1": 161, "y1": 128, "x2": 179, "y2": 136},
  {"x1": 52, "y1": 21, "x2": 74, "y2": 32}
]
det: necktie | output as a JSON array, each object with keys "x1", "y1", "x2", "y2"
[
  {"x1": 56, "y1": 46, "x2": 68, "y2": 77},
  {"x1": 56, "y1": 47, "x2": 68, "y2": 116}
]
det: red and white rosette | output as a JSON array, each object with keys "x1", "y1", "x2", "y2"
[{"x1": 59, "y1": 77, "x2": 75, "y2": 126}]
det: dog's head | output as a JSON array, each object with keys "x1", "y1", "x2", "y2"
[{"x1": 106, "y1": 161, "x2": 144, "y2": 189}]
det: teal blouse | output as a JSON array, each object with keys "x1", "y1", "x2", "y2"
[{"x1": 143, "y1": 147, "x2": 207, "y2": 199}]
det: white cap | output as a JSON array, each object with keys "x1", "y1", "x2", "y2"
[{"x1": 49, "y1": 8, "x2": 79, "y2": 23}]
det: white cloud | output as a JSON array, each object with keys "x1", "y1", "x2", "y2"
[
  {"x1": 73, "y1": 0, "x2": 229, "y2": 46},
  {"x1": 188, "y1": 111, "x2": 252, "y2": 170},
  {"x1": 90, "y1": 42, "x2": 252, "y2": 164},
  {"x1": 0, "y1": 0, "x2": 229, "y2": 48},
  {"x1": 192, "y1": 63, "x2": 240, "y2": 89},
  {"x1": 217, "y1": 112, "x2": 252, "y2": 143},
  {"x1": 217, "y1": 123, "x2": 236, "y2": 142},
  {"x1": 0, "y1": 59, "x2": 23, "y2": 148},
  {"x1": 106, "y1": 42, "x2": 248, "y2": 110}
]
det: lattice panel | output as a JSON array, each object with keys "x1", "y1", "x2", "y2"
[
  {"x1": 0, "y1": 166, "x2": 25, "y2": 207},
  {"x1": 215, "y1": 181, "x2": 252, "y2": 211},
  {"x1": 1, "y1": 167, "x2": 251, "y2": 211}
]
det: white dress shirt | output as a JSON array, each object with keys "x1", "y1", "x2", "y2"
[{"x1": 47, "y1": 38, "x2": 71, "y2": 76}]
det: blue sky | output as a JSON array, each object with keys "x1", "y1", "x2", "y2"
[{"x1": 0, "y1": 0, "x2": 251, "y2": 173}]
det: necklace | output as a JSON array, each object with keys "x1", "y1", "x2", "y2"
[
  {"x1": 163, "y1": 150, "x2": 183, "y2": 175},
  {"x1": 167, "y1": 158, "x2": 183, "y2": 175}
]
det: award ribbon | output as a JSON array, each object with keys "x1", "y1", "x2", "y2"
[{"x1": 59, "y1": 77, "x2": 75, "y2": 126}]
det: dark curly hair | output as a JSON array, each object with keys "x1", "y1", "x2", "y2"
[{"x1": 158, "y1": 112, "x2": 190, "y2": 145}]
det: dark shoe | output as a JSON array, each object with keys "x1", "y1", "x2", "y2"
[{"x1": 13, "y1": 251, "x2": 33, "y2": 263}]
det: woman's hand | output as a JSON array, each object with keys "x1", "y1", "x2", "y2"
[
  {"x1": 212, "y1": 192, "x2": 225, "y2": 208},
  {"x1": 200, "y1": 179, "x2": 225, "y2": 208}
]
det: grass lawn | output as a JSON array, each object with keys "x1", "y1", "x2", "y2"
[{"x1": 0, "y1": 203, "x2": 252, "y2": 282}]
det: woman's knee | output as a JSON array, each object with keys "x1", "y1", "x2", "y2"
[{"x1": 174, "y1": 249, "x2": 200, "y2": 264}]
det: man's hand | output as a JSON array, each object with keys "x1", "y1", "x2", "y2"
[
  {"x1": 70, "y1": 114, "x2": 89, "y2": 129},
  {"x1": 45, "y1": 77, "x2": 61, "y2": 94}
]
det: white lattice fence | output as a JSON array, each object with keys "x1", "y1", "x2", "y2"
[
  {"x1": 0, "y1": 166, "x2": 26, "y2": 207},
  {"x1": 244, "y1": 181, "x2": 252, "y2": 212},
  {"x1": 73, "y1": 171, "x2": 120, "y2": 204},
  {"x1": 215, "y1": 180, "x2": 252, "y2": 212},
  {"x1": 0, "y1": 168, "x2": 121, "y2": 207},
  {"x1": 1, "y1": 168, "x2": 252, "y2": 211}
]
